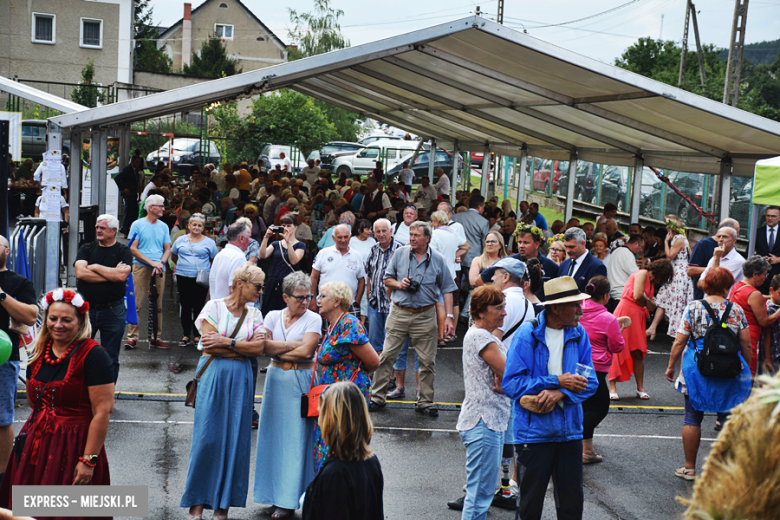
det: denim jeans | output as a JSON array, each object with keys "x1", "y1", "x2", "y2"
[
  {"x1": 393, "y1": 336, "x2": 417, "y2": 372},
  {"x1": 89, "y1": 301, "x2": 127, "y2": 383},
  {"x1": 460, "y1": 418, "x2": 503, "y2": 520}
]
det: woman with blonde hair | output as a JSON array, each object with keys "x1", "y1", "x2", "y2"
[
  {"x1": 180, "y1": 263, "x2": 266, "y2": 520},
  {"x1": 0, "y1": 289, "x2": 114, "y2": 511},
  {"x1": 468, "y1": 231, "x2": 507, "y2": 287},
  {"x1": 313, "y1": 281, "x2": 380, "y2": 473},
  {"x1": 302, "y1": 381, "x2": 384, "y2": 520},
  {"x1": 547, "y1": 236, "x2": 566, "y2": 266}
]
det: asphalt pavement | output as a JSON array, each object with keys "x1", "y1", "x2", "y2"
[{"x1": 13, "y1": 282, "x2": 715, "y2": 519}]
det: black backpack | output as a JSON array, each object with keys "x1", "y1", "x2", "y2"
[{"x1": 694, "y1": 300, "x2": 742, "y2": 378}]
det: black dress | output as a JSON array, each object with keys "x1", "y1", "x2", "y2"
[{"x1": 302, "y1": 455, "x2": 383, "y2": 520}]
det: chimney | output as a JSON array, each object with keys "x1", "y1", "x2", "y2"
[{"x1": 182, "y1": 3, "x2": 192, "y2": 67}]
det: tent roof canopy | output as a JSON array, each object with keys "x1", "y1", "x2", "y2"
[
  {"x1": 49, "y1": 16, "x2": 780, "y2": 177},
  {"x1": 0, "y1": 75, "x2": 86, "y2": 114}
]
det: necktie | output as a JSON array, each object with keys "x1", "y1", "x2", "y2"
[
  {"x1": 568, "y1": 259, "x2": 575, "y2": 276},
  {"x1": 770, "y1": 228, "x2": 775, "y2": 251}
]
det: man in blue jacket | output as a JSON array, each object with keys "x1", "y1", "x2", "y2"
[{"x1": 503, "y1": 276, "x2": 598, "y2": 520}]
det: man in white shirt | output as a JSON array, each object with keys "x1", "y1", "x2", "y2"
[
  {"x1": 398, "y1": 161, "x2": 415, "y2": 194},
  {"x1": 310, "y1": 224, "x2": 366, "y2": 314},
  {"x1": 491, "y1": 257, "x2": 535, "y2": 350},
  {"x1": 393, "y1": 205, "x2": 417, "y2": 245},
  {"x1": 279, "y1": 151, "x2": 293, "y2": 173},
  {"x1": 434, "y1": 167, "x2": 451, "y2": 199},
  {"x1": 209, "y1": 221, "x2": 252, "y2": 300},
  {"x1": 607, "y1": 234, "x2": 645, "y2": 303},
  {"x1": 414, "y1": 175, "x2": 438, "y2": 210},
  {"x1": 140, "y1": 175, "x2": 162, "y2": 202},
  {"x1": 302, "y1": 159, "x2": 320, "y2": 186},
  {"x1": 699, "y1": 226, "x2": 746, "y2": 294}
]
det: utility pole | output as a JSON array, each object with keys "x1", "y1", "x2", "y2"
[
  {"x1": 723, "y1": 0, "x2": 749, "y2": 106},
  {"x1": 678, "y1": 1, "x2": 706, "y2": 89},
  {"x1": 497, "y1": 0, "x2": 504, "y2": 24}
]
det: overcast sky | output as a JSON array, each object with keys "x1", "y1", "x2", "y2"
[{"x1": 147, "y1": 0, "x2": 780, "y2": 64}]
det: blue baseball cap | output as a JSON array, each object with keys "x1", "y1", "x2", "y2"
[{"x1": 492, "y1": 257, "x2": 527, "y2": 280}]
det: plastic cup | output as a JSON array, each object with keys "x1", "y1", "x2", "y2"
[{"x1": 575, "y1": 363, "x2": 592, "y2": 379}]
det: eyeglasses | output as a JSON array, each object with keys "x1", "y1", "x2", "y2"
[
  {"x1": 243, "y1": 280, "x2": 264, "y2": 291},
  {"x1": 289, "y1": 294, "x2": 315, "y2": 302},
  {"x1": 150, "y1": 204, "x2": 165, "y2": 208}
]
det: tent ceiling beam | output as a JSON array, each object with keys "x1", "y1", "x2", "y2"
[{"x1": 461, "y1": 109, "x2": 575, "y2": 151}]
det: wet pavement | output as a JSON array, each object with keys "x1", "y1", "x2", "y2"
[{"x1": 13, "y1": 279, "x2": 710, "y2": 519}]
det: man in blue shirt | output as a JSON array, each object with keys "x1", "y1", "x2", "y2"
[
  {"x1": 529, "y1": 203, "x2": 548, "y2": 231},
  {"x1": 125, "y1": 194, "x2": 172, "y2": 349}
]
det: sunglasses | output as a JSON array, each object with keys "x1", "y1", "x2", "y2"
[
  {"x1": 243, "y1": 281, "x2": 264, "y2": 291},
  {"x1": 289, "y1": 294, "x2": 314, "y2": 302}
]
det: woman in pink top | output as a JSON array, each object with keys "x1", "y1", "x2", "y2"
[{"x1": 579, "y1": 276, "x2": 627, "y2": 463}]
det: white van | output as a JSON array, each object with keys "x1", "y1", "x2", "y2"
[{"x1": 332, "y1": 139, "x2": 427, "y2": 177}]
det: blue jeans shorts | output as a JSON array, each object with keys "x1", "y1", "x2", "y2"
[{"x1": 0, "y1": 361, "x2": 21, "y2": 427}]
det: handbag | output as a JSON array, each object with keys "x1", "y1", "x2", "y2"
[
  {"x1": 186, "y1": 237, "x2": 211, "y2": 288},
  {"x1": 14, "y1": 341, "x2": 79, "y2": 463},
  {"x1": 300, "y1": 313, "x2": 362, "y2": 418},
  {"x1": 185, "y1": 306, "x2": 249, "y2": 407}
]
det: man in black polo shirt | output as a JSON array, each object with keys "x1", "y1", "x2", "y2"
[
  {"x1": 75, "y1": 214, "x2": 132, "y2": 383},
  {"x1": 0, "y1": 234, "x2": 38, "y2": 481}
]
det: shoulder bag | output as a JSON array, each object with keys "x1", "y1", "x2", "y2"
[
  {"x1": 300, "y1": 313, "x2": 362, "y2": 418},
  {"x1": 186, "y1": 236, "x2": 211, "y2": 288},
  {"x1": 185, "y1": 306, "x2": 249, "y2": 407}
]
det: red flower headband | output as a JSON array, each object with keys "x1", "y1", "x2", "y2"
[{"x1": 40, "y1": 289, "x2": 90, "y2": 314}]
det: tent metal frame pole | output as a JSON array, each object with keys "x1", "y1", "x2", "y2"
[
  {"x1": 630, "y1": 155, "x2": 644, "y2": 223},
  {"x1": 717, "y1": 158, "x2": 732, "y2": 224},
  {"x1": 90, "y1": 130, "x2": 108, "y2": 215},
  {"x1": 428, "y1": 139, "x2": 437, "y2": 184},
  {"x1": 480, "y1": 144, "x2": 490, "y2": 194},
  {"x1": 748, "y1": 204, "x2": 759, "y2": 257},
  {"x1": 515, "y1": 147, "x2": 528, "y2": 217},
  {"x1": 564, "y1": 151, "x2": 578, "y2": 222},
  {"x1": 45, "y1": 123, "x2": 63, "y2": 291},
  {"x1": 451, "y1": 140, "x2": 459, "y2": 201},
  {"x1": 67, "y1": 128, "x2": 82, "y2": 287}
]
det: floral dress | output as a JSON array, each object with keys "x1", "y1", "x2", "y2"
[
  {"x1": 655, "y1": 234, "x2": 693, "y2": 337},
  {"x1": 312, "y1": 313, "x2": 370, "y2": 473}
]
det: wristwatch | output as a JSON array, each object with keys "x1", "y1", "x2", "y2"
[
  {"x1": 446, "y1": 313, "x2": 454, "y2": 319},
  {"x1": 230, "y1": 339, "x2": 236, "y2": 349},
  {"x1": 0, "y1": 292, "x2": 6, "y2": 303},
  {"x1": 82, "y1": 454, "x2": 98, "y2": 465}
]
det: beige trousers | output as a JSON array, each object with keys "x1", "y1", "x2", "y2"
[
  {"x1": 126, "y1": 264, "x2": 166, "y2": 342},
  {"x1": 371, "y1": 305, "x2": 437, "y2": 408}
]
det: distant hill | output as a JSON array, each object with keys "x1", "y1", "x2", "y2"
[{"x1": 718, "y1": 39, "x2": 780, "y2": 65}]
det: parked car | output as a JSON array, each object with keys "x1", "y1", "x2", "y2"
[
  {"x1": 358, "y1": 134, "x2": 403, "y2": 146},
  {"x1": 386, "y1": 149, "x2": 464, "y2": 184},
  {"x1": 332, "y1": 139, "x2": 426, "y2": 178},
  {"x1": 556, "y1": 161, "x2": 599, "y2": 201},
  {"x1": 258, "y1": 144, "x2": 308, "y2": 173},
  {"x1": 640, "y1": 170, "x2": 714, "y2": 226},
  {"x1": 532, "y1": 159, "x2": 564, "y2": 193},
  {"x1": 315, "y1": 142, "x2": 365, "y2": 171},
  {"x1": 730, "y1": 177, "x2": 754, "y2": 238},
  {"x1": 597, "y1": 166, "x2": 630, "y2": 210},
  {"x1": 21, "y1": 120, "x2": 47, "y2": 161},
  {"x1": 147, "y1": 138, "x2": 221, "y2": 171}
]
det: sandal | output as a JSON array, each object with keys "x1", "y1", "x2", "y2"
[
  {"x1": 609, "y1": 392, "x2": 619, "y2": 401},
  {"x1": 387, "y1": 388, "x2": 406, "y2": 400},
  {"x1": 192, "y1": 337, "x2": 200, "y2": 345},
  {"x1": 714, "y1": 421, "x2": 723, "y2": 431},
  {"x1": 582, "y1": 453, "x2": 603, "y2": 464},
  {"x1": 636, "y1": 391, "x2": 650, "y2": 400},
  {"x1": 271, "y1": 508, "x2": 294, "y2": 519},
  {"x1": 646, "y1": 328, "x2": 657, "y2": 341},
  {"x1": 444, "y1": 334, "x2": 458, "y2": 343},
  {"x1": 179, "y1": 337, "x2": 190, "y2": 347},
  {"x1": 438, "y1": 339, "x2": 447, "y2": 347},
  {"x1": 674, "y1": 467, "x2": 696, "y2": 481}
]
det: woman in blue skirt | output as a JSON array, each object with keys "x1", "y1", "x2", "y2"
[
  {"x1": 180, "y1": 263, "x2": 266, "y2": 520},
  {"x1": 254, "y1": 272, "x2": 323, "y2": 519}
]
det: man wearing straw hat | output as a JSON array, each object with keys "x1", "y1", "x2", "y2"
[{"x1": 503, "y1": 276, "x2": 598, "y2": 520}]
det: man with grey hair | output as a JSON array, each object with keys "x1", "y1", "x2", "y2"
[
  {"x1": 434, "y1": 167, "x2": 451, "y2": 200},
  {"x1": 310, "y1": 224, "x2": 366, "y2": 315},
  {"x1": 689, "y1": 218, "x2": 740, "y2": 300},
  {"x1": 75, "y1": 214, "x2": 133, "y2": 381},
  {"x1": 370, "y1": 221, "x2": 458, "y2": 416},
  {"x1": 559, "y1": 227, "x2": 607, "y2": 292},
  {"x1": 125, "y1": 193, "x2": 172, "y2": 349},
  {"x1": 365, "y1": 218, "x2": 404, "y2": 354},
  {"x1": 209, "y1": 221, "x2": 253, "y2": 301},
  {"x1": 699, "y1": 226, "x2": 745, "y2": 295}
]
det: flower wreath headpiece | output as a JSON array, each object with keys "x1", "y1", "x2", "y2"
[
  {"x1": 665, "y1": 217, "x2": 686, "y2": 237},
  {"x1": 546, "y1": 233, "x2": 565, "y2": 246},
  {"x1": 40, "y1": 289, "x2": 90, "y2": 314},
  {"x1": 514, "y1": 222, "x2": 544, "y2": 242}
]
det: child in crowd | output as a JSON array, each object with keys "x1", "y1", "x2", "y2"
[{"x1": 763, "y1": 274, "x2": 780, "y2": 374}]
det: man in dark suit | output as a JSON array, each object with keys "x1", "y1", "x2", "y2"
[
  {"x1": 114, "y1": 156, "x2": 142, "y2": 235},
  {"x1": 755, "y1": 206, "x2": 780, "y2": 294},
  {"x1": 451, "y1": 194, "x2": 489, "y2": 271},
  {"x1": 559, "y1": 227, "x2": 607, "y2": 292}
]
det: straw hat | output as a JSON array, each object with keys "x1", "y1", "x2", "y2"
[{"x1": 542, "y1": 276, "x2": 591, "y2": 305}]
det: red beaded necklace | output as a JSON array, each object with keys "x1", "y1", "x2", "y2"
[{"x1": 43, "y1": 338, "x2": 77, "y2": 365}]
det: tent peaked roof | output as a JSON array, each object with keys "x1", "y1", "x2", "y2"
[
  {"x1": 49, "y1": 16, "x2": 780, "y2": 176},
  {"x1": 0, "y1": 75, "x2": 86, "y2": 113}
]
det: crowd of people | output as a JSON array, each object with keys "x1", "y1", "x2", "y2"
[{"x1": 0, "y1": 150, "x2": 777, "y2": 520}]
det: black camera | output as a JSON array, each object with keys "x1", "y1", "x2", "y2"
[
  {"x1": 271, "y1": 226, "x2": 285, "y2": 233},
  {"x1": 407, "y1": 279, "x2": 421, "y2": 293}
]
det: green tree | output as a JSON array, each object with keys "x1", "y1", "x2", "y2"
[
  {"x1": 183, "y1": 34, "x2": 242, "y2": 77},
  {"x1": 71, "y1": 59, "x2": 107, "y2": 108},
  {"x1": 133, "y1": 0, "x2": 172, "y2": 72},
  {"x1": 287, "y1": 0, "x2": 359, "y2": 141}
]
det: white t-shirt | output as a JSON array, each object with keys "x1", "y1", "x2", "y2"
[
  {"x1": 195, "y1": 299, "x2": 264, "y2": 350},
  {"x1": 393, "y1": 221, "x2": 412, "y2": 245},
  {"x1": 415, "y1": 185, "x2": 437, "y2": 207},
  {"x1": 296, "y1": 223, "x2": 313, "y2": 241},
  {"x1": 209, "y1": 244, "x2": 248, "y2": 300},
  {"x1": 313, "y1": 246, "x2": 367, "y2": 298},
  {"x1": 498, "y1": 287, "x2": 535, "y2": 346},
  {"x1": 431, "y1": 226, "x2": 466, "y2": 278},
  {"x1": 448, "y1": 221, "x2": 467, "y2": 272},
  {"x1": 263, "y1": 309, "x2": 322, "y2": 363},
  {"x1": 35, "y1": 195, "x2": 68, "y2": 208},
  {"x1": 349, "y1": 236, "x2": 377, "y2": 263},
  {"x1": 435, "y1": 174, "x2": 450, "y2": 196},
  {"x1": 545, "y1": 326, "x2": 565, "y2": 409},
  {"x1": 302, "y1": 166, "x2": 320, "y2": 185},
  {"x1": 398, "y1": 168, "x2": 415, "y2": 185},
  {"x1": 607, "y1": 247, "x2": 637, "y2": 300},
  {"x1": 281, "y1": 157, "x2": 293, "y2": 172},
  {"x1": 140, "y1": 181, "x2": 156, "y2": 201}
]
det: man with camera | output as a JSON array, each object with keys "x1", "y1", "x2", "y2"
[{"x1": 369, "y1": 222, "x2": 458, "y2": 416}]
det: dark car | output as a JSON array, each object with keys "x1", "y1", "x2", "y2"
[
  {"x1": 595, "y1": 166, "x2": 630, "y2": 211},
  {"x1": 556, "y1": 161, "x2": 598, "y2": 201},
  {"x1": 730, "y1": 177, "x2": 754, "y2": 238},
  {"x1": 640, "y1": 170, "x2": 714, "y2": 226},
  {"x1": 317, "y1": 142, "x2": 364, "y2": 171},
  {"x1": 386, "y1": 150, "x2": 463, "y2": 184}
]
